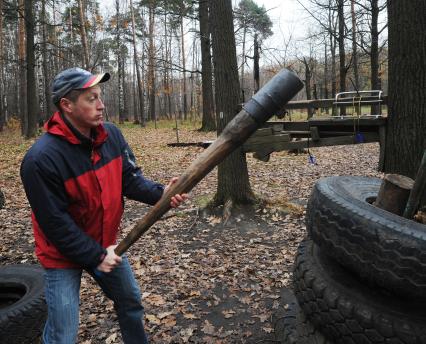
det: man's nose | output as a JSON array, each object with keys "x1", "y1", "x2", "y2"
[{"x1": 97, "y1": 99, "x2": 105, "y2": 109}]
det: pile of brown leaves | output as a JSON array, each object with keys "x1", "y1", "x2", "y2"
[{"x1": 0, "y1": 125, "x2": 382, "y2": 343}]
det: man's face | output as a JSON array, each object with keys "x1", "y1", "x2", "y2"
[{"x1": 61, "y1": 85, "x2": 105, "y2": 134}]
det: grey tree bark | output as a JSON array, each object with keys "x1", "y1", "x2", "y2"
[
  {"x1": 0, "y1": 0, "x2": 4, "y2": 131},
  {"x1": 24, "y1": 0, "x2": 38, "y2": 138},
  {"x1": 210, "y1": 0, "x2": 255, "y2": 207},
  {"x1": 384, "y1": 0, "x2": 426, "y2": 181},
  {"x1": 41, "y1": 0, "x2": 52, "y2": 122},
  {"x1": 77, "y1": 0, "x2": 89, "y2": 69},
  {"x1": 130, "y1": 0, "x2": 145, "y2": 126},
  {"x1": 199, "y1": 0, "x2": 216, "y2": 131}
]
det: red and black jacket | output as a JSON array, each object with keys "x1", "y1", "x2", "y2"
[{"x1": 20, "y1": 112, "x2": 164, "y2": 269}]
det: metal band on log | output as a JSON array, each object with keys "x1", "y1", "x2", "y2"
[{"x1": 115, "y1": 69, "x2": 303, "y2": 255}]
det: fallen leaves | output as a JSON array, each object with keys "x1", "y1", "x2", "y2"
[
  {"x1": 0, "y1": 125, "x2": 384, "y2": 343},
  {"x1": 144, "y1": 294, "x2": 166, "y2": 306}
]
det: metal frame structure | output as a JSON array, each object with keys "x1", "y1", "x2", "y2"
[{"x1": 333, "y1": 90, "x2": 384, "y2": 118}]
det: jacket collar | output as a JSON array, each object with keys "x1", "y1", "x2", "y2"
[{"x1": 44, "y1": 111, "x2": 108, "y2": 148}]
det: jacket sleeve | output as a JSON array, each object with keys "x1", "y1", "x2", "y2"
[
  {"x1": 119, "y1": 135, "x2": 164, "y2": 205},
  {"x1": 20, "y1": 154, "x2": 106, "y2": 268}
]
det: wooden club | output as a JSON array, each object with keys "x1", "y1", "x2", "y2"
[{"x1": 115, "y1": 68, "x2": 303, "y2": 256}]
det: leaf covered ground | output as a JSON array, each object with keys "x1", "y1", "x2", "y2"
[{"x1": 0, "y1": 124, "x2": 382, "y2": 343}]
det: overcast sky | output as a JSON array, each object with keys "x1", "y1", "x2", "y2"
[
  {"x1": 249, "y1": 0, "x2": 307, "y2": 39},
  {"x1": 97, "y1": 0, "x2": 315, "y2": 68}
]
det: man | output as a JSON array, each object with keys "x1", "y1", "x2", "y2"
[{"x1": 20, "y1": 67, "x2": 187, "y2": 344}]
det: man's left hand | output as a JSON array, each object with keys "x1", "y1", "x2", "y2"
[{"x1": 164, "y1": 177, "x2": 189, "y2": 208}]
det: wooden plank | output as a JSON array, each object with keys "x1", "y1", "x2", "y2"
[
  {"x1": 244, "y1": 133, "x2": 291, "y2": 148},
  {"x1": 252, "y1": 127, "x2": 273, "y2": 137},
  {"x1": 264, "y1": 121, "x2": 309, "y2": 131},
  {"x1": 308, "y1": 117, "x2": 387, "y2": 127},
  {"x1": 243, "y1": 132, "x2": 380, "y2": 152},
  {"x1": 272, "y1": 123, "x2": 284, "y2": 133}
]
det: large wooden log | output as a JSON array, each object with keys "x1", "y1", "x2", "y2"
[
  {"x1": 115, "y1": 69, "x2": 303, "y2": 255},
  {"x1": 374, "y1": 174, "x2": 414, "y2": 215}
]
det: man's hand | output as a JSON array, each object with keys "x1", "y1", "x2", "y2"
[
  {"x1": 164, "y1": 177, "x2": 189, "y2": 208},
  {"x1": 97, "y1": 245, "x2": 122, "y2": 273}
]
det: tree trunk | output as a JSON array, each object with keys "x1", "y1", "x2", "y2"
[
  {"x1": 199, "y1": 0, "x2": 216, "y2": 131},
  {"x1": 77, "y1": 0, "x2": 89, "y2": 69},
  {"x1": 68, "y1": 7, "x2": 74, "y2": 66},
  {"x1": 122, "y1": 58, "x2": 129, "y2": 121},
  {"x1": 41, "y1": 0, "x2": 51, "y2": 122},
  {"x1": 337, "y1": 0, "x2": 346, "y2": 115},
  {"x1": 162, "y1": 11, "x2": 169, "y2": 119},
  {"x1": 210, "y1": 0, "x2": 255, "y2": 207},
  {"x1": 370, "y1": 0, "x2": 380, "y2": 115},
  {"x1": 253, "y1": 33, "x2": 260, "y2": 94},
  {"x1": 303, "y1": 57, "x2": 313, "y2": 119},
  {"x1": 25, "y1": 0, "x2": 37, "y2": 138},
  {"x1": 384, "y1": 0, "x2": 426, "y2": 179},
  {"x1": 148, "y1": 3, "x2": 156, "y2": 123},
  {"x1": 180, "y1": 16, "x2": 188, "y2": 120},
  {"x1": 241, "y1": 25, "x2": 247, "y2": 101},
  {"x1": 115, "y1": 0, "x2": 125, "y2": 123},
  {"x1": 351, "y1": 0, "x2": 359, "y2": 90},
  {"x1": 323, "y1": 38, "x2": 329, "y2": 114},
  {"x1": 130, "y1": 0, "x2": 145, "y2": 126},
  {"x1": 328, "y1": 6, "x2": 337, "y2": 115},
  {"x1": 52, "y1": 0, "x2": 60, "y2": 71},
  {"x1": 18, "y1": 0, "x2": 27, "y2": 135},
  {"x1": 0, "y1": 0, "x2": 4, "y2": 131}
]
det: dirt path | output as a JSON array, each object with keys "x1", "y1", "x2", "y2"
[{"x1": 0, "y1": 126, "x2": 382, "y2": 343}]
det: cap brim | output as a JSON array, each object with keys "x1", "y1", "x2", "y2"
[{"x1": 81, "y1": 72, "x2": 110, "y2": 89}]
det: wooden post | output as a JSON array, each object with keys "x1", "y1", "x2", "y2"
[
  {"x1": 403, "y1": 150, "x2": 426, "y2": 219},
  {"x1": 374, "y1": 174, "x2": 414, "y2": 215}
]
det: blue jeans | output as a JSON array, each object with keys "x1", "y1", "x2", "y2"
[{"x1": 42, "y1": 256, "x2": 148, "y2": 344}]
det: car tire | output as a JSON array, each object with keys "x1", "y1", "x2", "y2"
[
  {"x1": 275, "y1": 289, "x2": 332, "y2": 344},
  {"x1": 306, "y1": 176, "x2": 426, "y2": 299},
  {"x1": 0, "y1": 265, "x2": 46, "y2": 344},
  {"x1": 293, "y1": 239, "x2": 426, "y2": 344}
]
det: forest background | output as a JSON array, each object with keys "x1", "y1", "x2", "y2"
[{"x1": 0, "y1": 0, "x2": 388, "y2": 136}]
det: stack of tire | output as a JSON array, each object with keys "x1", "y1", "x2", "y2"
[
  {"x1": 0, "y1": 265, "x2": 46, "y2": 344},
  {"x1": 292, "y1": 176, "x2": 426, "y2": 343}
]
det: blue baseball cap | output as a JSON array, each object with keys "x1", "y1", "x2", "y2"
[{"x1": 51, "y1": 67, "x2": 110, "y2": 104}]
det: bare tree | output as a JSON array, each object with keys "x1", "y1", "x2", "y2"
[
  {"x1": 24, "y1": 0, "x2": 38, "y2": 138},
  {"x1": 147, "y1": 1, "x2": 156, "y2": 124},
  {"x1": 350, "y1": 0, "x2": 359, "y2": 89},
  {"x1": 0, "y1": 0, "x2": 4, "y2": 131},
  {"x1": 18, "y1": 0, "x2": 27, "y2": 134},
  {"x1": 384, "y1": 0, "x2": 425, "y2": 181},
  {"x1": 41, "y1": 0, "x2": 52, "y2": 122},
  {"x1": 78, "y1": 0, "x2": 90, "y2": 69},
  {"x1": 210, "y1": 0, "x2": 255, "y2": 209},
  {"x1": 198, "y1": 0, "x2": 216, "y2": 131},
  {"x1": 130, "y1": 0, "x2": 145, "y2": 126}
]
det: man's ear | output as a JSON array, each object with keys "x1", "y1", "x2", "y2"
[{"x1": 59, "y1": 98, "x2": 73, "y2": 114}]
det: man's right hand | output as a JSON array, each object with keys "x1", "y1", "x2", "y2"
[{"x1": 96, "y1": 245, "x2": 122, "y2": 273}]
